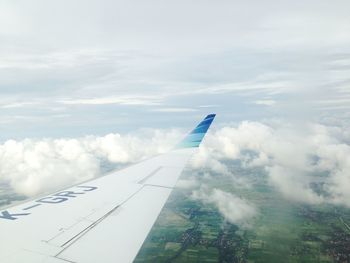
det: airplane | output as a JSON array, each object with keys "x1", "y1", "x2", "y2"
[{"x1": 0, "y1": 114, "x2": 216, "y2": 263}]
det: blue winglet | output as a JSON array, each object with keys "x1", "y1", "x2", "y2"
[{"x1": 176, "y1": 114, "x2": 216, "y2": 148}]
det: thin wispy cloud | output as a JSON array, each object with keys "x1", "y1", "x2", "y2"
[
  {"x1": 151, "y1": 107, "x2": 198, "y2": 113},
  {"x1": 60, "y1": 96, "x2": 163, "y2": 106},
  {"x1": 0, "y1": 0, "x2": 349, "y2": 207},
  {"x1": 253, "y1": 100, "x2": 276, "y2": 106}
]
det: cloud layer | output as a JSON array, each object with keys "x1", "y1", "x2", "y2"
[
  {"x1": 0, "y1": 129, "x2": 181, "y2": 196},
  {"x1": 0, "y1": 1, "x2": 349, "y2": 140},
  {"x1": 192, "y1": 187, "x2": 257, "y2": 227},
  {"x1": 0, "y1": 120, "x2": 350, "y2": 216},
  {"x1": 192, "y1": 120, "x2": 350, "y2": 207}
]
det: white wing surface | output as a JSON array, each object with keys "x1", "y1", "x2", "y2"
[{"x1": 0, "y1": 114, "x2": 216, "y2": 263}]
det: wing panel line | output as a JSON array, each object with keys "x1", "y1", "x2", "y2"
[
  {"x1": 137, "y1": 166, "x2": 162, "y2": 184},
  {"x1": 55, "y1": 184, "x2": 145, "y2": 254}
]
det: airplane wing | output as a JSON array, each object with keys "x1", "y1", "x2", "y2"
[{"x1": 0, "y1": 114, "x2": 216, "y2": 263}]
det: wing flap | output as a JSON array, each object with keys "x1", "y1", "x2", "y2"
[
  {"x1": 142, "y1": 166, "x2": 185, "y2": 188},
  {"x1": 57, "y1": 185, "x2": 172, "y2": 263}
]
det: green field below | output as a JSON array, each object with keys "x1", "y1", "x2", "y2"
[{"x1": 135, "y1": 166, "x2": 350, "y2": 263}]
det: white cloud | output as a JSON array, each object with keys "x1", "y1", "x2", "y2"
[
  {"x1": 267, "y1": 165, "x2": 324, "y2": 204},
  {"x1": 0, "y1": 102, "x2": 39, "y2": 109},
  {"x1": 150, "y1": 107, "x2": 198, "y2": 113},
  {"x1": 2, "y1": 0, "x2": 350, "y2": 52},
  {"x1": 192, "y1": 187, "x2": 257, "y2": 227},
  {"x1": 60, "y1": 96, "x2": 162, "y2": 106},
  {"x1": 176, "y1": 177, "x2": 198, "y2": 189},
  {"x1": 254, "y1": 100, "x2": 276, "y2": 106},
  {"x1": 0, "y1": 138, "x2": 99, "y2": 196},
  {"x1": 0, "y1": 129, "x2": 181, "y2": 196},
  {"x1": 193, "y1": 120, "x2": 350, "y2": 207},
  {"x1": 1, "y1": 118, "x2": 350, "y2": 210},
  {"x1": 198, "y1": 105, "x2": 219, "y2": 108}
]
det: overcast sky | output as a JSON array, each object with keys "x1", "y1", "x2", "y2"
[
  {"x1": 1, "y1": 1, "x2": 350, "y2": 215},
  {"x1": 0, "y1": 0, "x2": 349, "y2": 139}
]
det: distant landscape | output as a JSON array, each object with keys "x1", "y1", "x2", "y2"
[{"x1": 135, "y1": 163, "x2": 350, "y2": 263}]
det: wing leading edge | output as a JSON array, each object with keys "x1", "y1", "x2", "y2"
[{"x1": 0, "y1": 114, "x2": 216, "y2": 263}]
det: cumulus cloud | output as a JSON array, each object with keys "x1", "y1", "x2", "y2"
[
  {"x1": 0, "y1": 129, "x2": 181, "y2": 196},
  {"x1": 192, "y1": 120, "x2": 350, "y2": 207},
  {"x1": 1, "y1": 119, "x2": 350, "y2": 210},
  {"x1": 266, "y1": 165, "x2": 324, "y2": 204},
  {"x1": 176, "y1": 177, "x2": 199, "y2": 190},
  {"x1": 190, "y1": 121, "x2": 273, "y2": 169},
  {"x1": 192, "y1": 187, "x2": 257, "y2": 227}
]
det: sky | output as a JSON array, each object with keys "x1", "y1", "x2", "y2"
[
  {"x1": 0, "y1": 0, "x2": 349, "y2": 139},
  {"x1": 0, "y1": 1, "x2": 350, "y2": 223}
]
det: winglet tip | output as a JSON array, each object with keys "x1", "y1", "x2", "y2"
[
  {"x1": 176, "y1": 114, "x2": 216, "y2": 149},
  {"x1": 205, "y1": 113, "x2": 216, "y2": 119}
]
